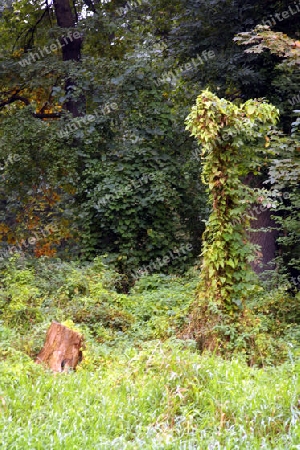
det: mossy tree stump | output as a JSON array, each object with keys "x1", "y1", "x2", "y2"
[{"x1": 36, "y1": 322, "x2": 83, "y2": 372}]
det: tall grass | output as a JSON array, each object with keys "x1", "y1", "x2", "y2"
[{"x1": 0, "y1": 258, "x2": 300, "y2": 449}]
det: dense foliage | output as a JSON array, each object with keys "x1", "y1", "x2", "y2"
[{"x1": 0, "y1": 0, "x2": 298, "y2": 281}]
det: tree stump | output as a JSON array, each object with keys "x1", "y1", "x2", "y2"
[{"x1": 36, "y1": 322, "x2": 83, "y2": 372}]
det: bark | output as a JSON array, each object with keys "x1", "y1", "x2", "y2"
[
  {"x1": 248, "y1": 207, "x2": 278, "y2": 274},
  {"x1": 53, "y1": 0, "x2": 85, "y2": 117},
  {"x1": 36, "y1": 322, "x2": 83, "y2": 372},
  {"x1": 244, "y1": 174, "x2": 279, "y2": 274}
]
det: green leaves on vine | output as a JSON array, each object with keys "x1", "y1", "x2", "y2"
[{"x1": 185, "y1": 89, "x2": 278, "y2": 312}]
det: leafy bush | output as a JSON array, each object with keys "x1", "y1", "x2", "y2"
[
  {"x1": 0, "y1": 257, "x2": 43, "y2": 328},
  {"x1": 1, "y1": 256, "x2": 300, "y2": 365}
]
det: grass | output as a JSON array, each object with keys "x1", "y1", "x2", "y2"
[
  {"x1": 1, "y1": 340, "x2": 300, "y2": 449},
  {"x1": 0, "y1": 257, "x2": 300, "y2": 449}
]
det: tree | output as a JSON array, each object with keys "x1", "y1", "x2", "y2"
[
  {"x1": 0, "y1": 0, "x2": 207, "y2": 273},
  {"x1": 143, "y1": 1, "x2": 299, "y2": 276},
  {"x1": 0, "y1": 0, "x2": 85, "y2": 255},
  {"x1": 234, "y1": 25, "x2": 300, "y2": 283},
  {"x1": 52, "y1": 0, "x2": 85, "y2": 117},
  {"x1": 185, "y1": 89, "x2": 278, "y2": 351}
]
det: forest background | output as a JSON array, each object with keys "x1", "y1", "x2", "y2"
[{"x1": 0, "y1": 1, "x2": 300, "y2": 447}]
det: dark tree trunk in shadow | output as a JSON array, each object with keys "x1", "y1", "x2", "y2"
[
  {"x1": 244, "y1": 173, "x2": 279, "y2": 274},
  {"x1": 248, "y1": 207, "x2": 278, "y2": 274},
  {"x1": 53, "y1": 0, "x2": 85, "y2": 117}
]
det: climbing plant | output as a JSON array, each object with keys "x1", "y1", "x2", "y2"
[{"x1": 184, "y1": 89, "x2": 279, "y2": 350}]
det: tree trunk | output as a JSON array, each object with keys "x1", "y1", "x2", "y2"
[
  {"x1": 244, "y1": 173, "x2": 279, "y2": 274},
  {"x1": 53, "y1": 0, "x2": 85, "y2": 117},
  {"x1": 36, "y1": 322, "x2": 83, "y2": 372},
  {"x1": 248, "y1": 207, "x2": 278, "y2": 274}
]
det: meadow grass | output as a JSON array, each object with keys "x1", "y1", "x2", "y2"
[
  {"x1": 1, "y1": 339, "x2": 300, "y2": 449},
  {"x1": 0, "y1": 259, "x2": 300, "y2": 449}
]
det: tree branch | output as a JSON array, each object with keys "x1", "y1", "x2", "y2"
[
  {"x1": 72, "y1": 0, "x2": 79, "y2": 23},
  {"x1": 13, "y1": 6, "x2": 50, "y2": 52},
  {"x1": 34, "y1": 112, "x2": 61, "y2": 118},
  {"x1": 0, "y1": 95, "x2": 30, "y2": 108},
  {"x1": 0, "y1": 94, "x2": 61, "y2": 119}
]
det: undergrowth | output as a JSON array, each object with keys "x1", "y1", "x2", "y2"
[{"x1": 0, "y1": 255, "x2": 300, "y2": 449}]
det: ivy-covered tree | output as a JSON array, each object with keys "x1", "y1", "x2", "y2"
[{"x1": 185, "y1": 89, "x2": 278, "y2": 351}]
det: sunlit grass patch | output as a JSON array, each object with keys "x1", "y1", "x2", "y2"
[{"x1": 1, "y1": 339, "x2": 300, "y2": 449}]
